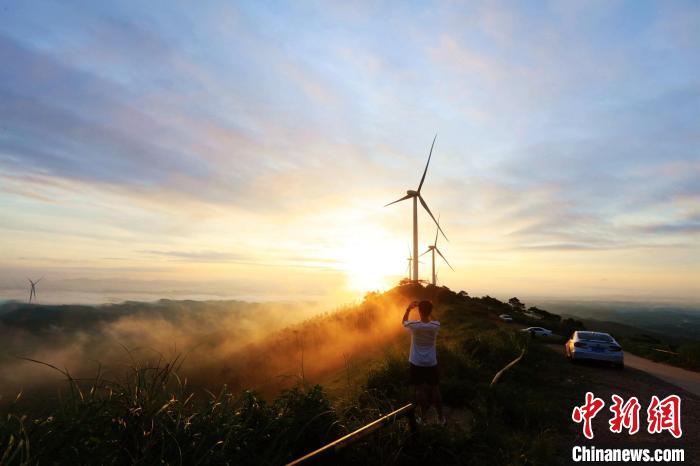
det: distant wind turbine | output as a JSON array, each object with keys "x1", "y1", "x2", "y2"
[
  {"x1": 420, "y1": 216, "x2": 453, "y2": 285},
  {"x1": 403, "y1": 246, "x2": 425, "y2": 281},
  {"x1": 385, "y1": 134, "x2": 447, "y2": 283},
  {"x1": 27, "y1": 277, "x2": 42, "y2": 303}
]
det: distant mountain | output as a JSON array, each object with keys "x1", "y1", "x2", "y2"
[{"x1": 538, "y1": 301, "x2": 700, "y2": 342}]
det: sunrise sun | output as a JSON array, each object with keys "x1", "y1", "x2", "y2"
[{"x1": 336, "y1": 230, "x2": 403, "y2": 293}]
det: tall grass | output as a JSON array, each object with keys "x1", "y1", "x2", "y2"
[{"x1": 1, "y1": 356, "x2": 343, "y2": 465}]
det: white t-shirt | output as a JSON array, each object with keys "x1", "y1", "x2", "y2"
[{"x1": 403, "y1": 320, "x2": 440, "y2": 367}]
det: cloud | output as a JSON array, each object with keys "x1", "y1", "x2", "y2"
[
  {"x1": 640, "y1": 217, "x2": 700, "y2": 235},
  {"x1": 0, "y1": 35, "x2": 211, "y2": 185},
  {"x1": 137, "y1": 250, "x2": 343, "y2": 271},
  {"x1": 516, "y1": 243, "x2": 616, "y2": 251},
  {"x1": 138, "y1": 250, "x2": 252, "y2": 263},
  {"x1": 514, "y1": 241, "x2": 690, "y2": 252}
]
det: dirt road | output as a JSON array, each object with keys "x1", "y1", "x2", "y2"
[
  {"x1": 546, "y1": 342, "x2": 700, "y2": 396},
  {"x1": 624, "y1": 351, "x2": 700, "y2": 397}
]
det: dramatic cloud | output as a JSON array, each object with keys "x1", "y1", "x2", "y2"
[{"x1": 0, "y1": 1, "x2": 698, "y2": 302}]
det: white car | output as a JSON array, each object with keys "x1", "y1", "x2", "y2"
[
  {"x1": 499, "y1": 314, "x2": 513, "y2": 322},
  {"x1": 565, "y1": 331, "x2": 624, "y2": 369},
  {"x1": 520, "y1": 327, "x2": 552, "y2": 337}
]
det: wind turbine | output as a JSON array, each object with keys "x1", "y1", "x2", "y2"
[
  {"x1": 403, "y1": 246, "x2": 426, "y2": 282},
  {"x1": 385, "y1": 134, "x2": 447, "y2": 283},
  {"x1": 420, "y1": 216, "x2": 453, "y2": 285},
  {"x1": 27, "y1": 277, "x2": 42, "y2": 303}
]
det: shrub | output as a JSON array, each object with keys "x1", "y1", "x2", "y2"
[
  {"x1": 678, "y1": 342, "x2": 700, "y2": 370},
  {"x1": 460, "y1": 330, "x2": 524, "y2": 370},
  {"x1": 364, "y1": 353, "x2": 409, "y2": 402}
]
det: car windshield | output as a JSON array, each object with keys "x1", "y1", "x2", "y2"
[{"x1": 577, "y1": 332, "x2": 613, "y2": 343}]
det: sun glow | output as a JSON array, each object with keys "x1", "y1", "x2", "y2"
[{"x1": 336, "y1": 230, "x2": 405, "y2": 293}]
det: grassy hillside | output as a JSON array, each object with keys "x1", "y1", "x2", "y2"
[{"x1": 0, "y1": 284, "x2": 680, "y2": 465}]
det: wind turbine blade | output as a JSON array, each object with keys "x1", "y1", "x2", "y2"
[
  {"x1": 419, "y1": 249, "x2": 431, "y2": 257},
  {"x1": 417, "y1": 134, "x2": 437, "y2": 193},
  {"x1": 435, "y1": 247, "x2": 455, "y2": 271},
  {"x1": 434, "y1": 214, "x2": 440, "y2": 246},
  {"x1": 384, "y1": 193, "x2": 413, "y2": 207},
  {"x1": 35, "y1": 277, "x2": 43, "y2": 285},
  {"x1": 419, "y1": 195, "x2": 448, "y2": 241}
]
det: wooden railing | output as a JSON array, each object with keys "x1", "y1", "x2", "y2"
[
  {"x1": 286, "y1": 403, "x2": 417, "y2": 465},
  {"x1": 652, "y1": 348, "x2": 679, "y2": 356},
  {"x1": 490, "y1": 348, "x2": 526, "y2": 387}
]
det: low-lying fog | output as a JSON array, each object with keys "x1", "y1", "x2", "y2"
[{"x1": 0, "y1": 294, "x2": 406, "y2": 403}]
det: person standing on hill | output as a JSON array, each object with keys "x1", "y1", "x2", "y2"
[{"x1": 402, "y1": 300, "x2": 445, "y2": 424}]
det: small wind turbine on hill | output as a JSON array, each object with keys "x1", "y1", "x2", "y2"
[
  {"x1": 403, "y1": 246, "x2": 426, "y2": 282},
  {"x1": 385, "y1": 134, "x2": 447, "y2": 283},
  {"x1": 421, "y1": 216, "x2": 453, "y2": 285},
  {"x1": 27, "y1": 277, "x2": 42, "y2": 303}
]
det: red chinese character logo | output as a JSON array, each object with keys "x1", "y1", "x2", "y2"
[
  {"x1": 647, "y1": 394, "x2": 682, "y2": 438},
  {"x1": 572, "y1": 392, "x2": 605, "y2": 439},
  {"x1": 608, "y1": 394, "x2": 640, "y2": 434}
]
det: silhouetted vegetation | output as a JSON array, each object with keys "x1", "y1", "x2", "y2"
[{"x1": 508, "y1": 297, "x2": 525, "y2": 312}]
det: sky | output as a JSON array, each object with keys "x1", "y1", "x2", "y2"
[{"x1": 0, "y1": 0, "x2": 698, "y2": 305}]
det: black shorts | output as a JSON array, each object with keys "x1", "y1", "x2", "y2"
[{"x1": 409, "y1": 363, "x2": 439, "y2": 386}]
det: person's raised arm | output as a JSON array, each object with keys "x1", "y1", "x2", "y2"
[{"x1": 403, "y1": 301, "x2": 418, "y2": 325}]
